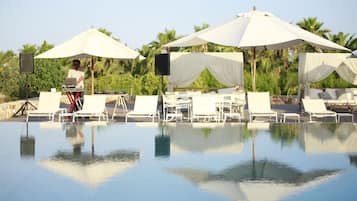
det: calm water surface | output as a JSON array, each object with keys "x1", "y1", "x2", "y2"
[{"x1": 0, "y1": 122, "x2": 356, "y2": 201}]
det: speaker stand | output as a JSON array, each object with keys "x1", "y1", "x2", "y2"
[
  {"x1": 13, "y1": 75, "x2": 37, "y2": 117},
  {"x1": 13, "y1": 100, "x2": 37, "y2": 117},
  {"x1": 161, "y1": 75, "x2": 164, "y2": 94}
]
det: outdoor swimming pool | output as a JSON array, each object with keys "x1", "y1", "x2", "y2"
[{"x1": 0, "y1": 122, "x2": 356, "y2": 201}]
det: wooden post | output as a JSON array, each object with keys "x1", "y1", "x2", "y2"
[
  {"x1": 251, "y1": 47, "x2": 257, "y2": 92},
  {"x1": 91, "y1": 57, "x2": 95, "y2": 95}
]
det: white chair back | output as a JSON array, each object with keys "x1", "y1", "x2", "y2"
[
  {"x1": 247, "y1": 92, "x2": 272, "y2": 113},
  {"x1": 82, "y1": 95, "x2": 106, "y2": 113},
  {"x1": 192, "y1": 95, "x2": 217, "y2": 115},
  {"x1": 38, "y1": 92, "x2": 61, "y2": 112},
  {"x1": 133, "y1": 96, "x2": 158, "y2": 114},
  {"x1": 302, "y1": 99, "x2": 328, "y2": 113}
]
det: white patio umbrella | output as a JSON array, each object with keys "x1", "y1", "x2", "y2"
[
  {"x1": 164, "y1": 8, "x2": 350, "y2": 91},
  {"x1": 36, "y1": 28, "x2": 141, "y2": 94}
]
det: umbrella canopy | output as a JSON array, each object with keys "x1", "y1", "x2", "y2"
[
  {"x1": 164, "y1": 9, "x2": 350, "y2": 91},
  {"x1": 165, "y1": 9, "x2": 348, "y2": 50},
  {"x1": 36, "y1": 28, "x2": 141, "y2": 94},
  {"x1": 36, "y1": 28, "x2": 140, "y2": 59},
  {"x1": 39, "y1": 151, "x2": 139, "y2": 188}
]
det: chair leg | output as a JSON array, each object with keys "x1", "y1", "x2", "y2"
[{"x1": 125, "y1": 115, "x2": 128, "y2": 123}]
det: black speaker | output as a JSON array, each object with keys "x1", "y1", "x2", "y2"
[
  {"x1": 155, "y1": 53, "x2": 170, "y2": 75},
  {"x1": 19, "y1": 53, "x2": 34, "y2": 74}
]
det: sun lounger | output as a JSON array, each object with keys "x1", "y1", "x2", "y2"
[
  {"x1": 247, "y1": 92, "x2": 278, "y2": 122},
  {"x1": 125, "y1": 96, "x2": 159, "y2": 122},
  {"x1": 72, "y1": 95, "x2": 108, "y2": 122},
  {"x1": 191, "y1": 95, "x2": 219, "y2": 122},
  {"x1": 302, "y1": 99, "x2": 337, "y2": 122},
  {"x1": 26, "y1": 92, "x2": 62, "y2": 122}
]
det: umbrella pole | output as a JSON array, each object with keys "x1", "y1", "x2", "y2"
[
  {"x1": 91, "y1": 57, "x2": 95, "y2": 95},
  {"x1": 251, "y1": 47, "x2": 256, "y2": 92}
]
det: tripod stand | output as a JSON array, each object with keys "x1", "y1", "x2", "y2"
[{"x1": 13, "y1": 74, "x2": 37, "y2": 117}]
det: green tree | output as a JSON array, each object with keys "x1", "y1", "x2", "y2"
[
  {"x1": 297, "y1": 17, "x2": 331, "y2": 52},
  {"x1": 297, "y1": 17, "x2": 330, "y2": 38}
]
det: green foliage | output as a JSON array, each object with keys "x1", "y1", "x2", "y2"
[
  {"x1": 297, "y1": 17, "x2": 330, "y2": 38},
  {"x1": 1, "y1": 21, "x2": 356, "y2": 101},
  {"x1": 188, "y1": 69, "x2": 226, "y2": 92},
  {"x1": 310, "y1": 71, "x2": 354, "y2": 89}
]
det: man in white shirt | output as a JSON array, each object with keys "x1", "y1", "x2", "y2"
[
  {"x1": 67, "y1": 59, "x2": 84, "y2": 89},
  {"x1": 66, "y1": 59, "x2": 84, "y2": 111}
]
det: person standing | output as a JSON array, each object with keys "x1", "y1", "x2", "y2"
[
  {"x1": 66, "y1": 59, "x2": 84, "y2": 111},
  {"x1": 67, "y1": 59, "x2": 84, "y2": 89}
]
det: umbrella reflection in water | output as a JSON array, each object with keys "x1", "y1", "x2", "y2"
[
  {"x1": 40, "y1": 122, "x2": 140, "y2": 188},
  {"x1": 168, "y1": 123, "x2": 341, "y2": 201}
]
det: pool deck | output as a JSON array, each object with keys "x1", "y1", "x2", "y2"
[{"x1": 4, "y1": 103, "x2": 355, "y2": 123}]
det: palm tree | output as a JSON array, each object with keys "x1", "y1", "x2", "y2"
[
  {"x1": 157, "y1": 29, "x2": 177, "y2": 46},
  {"x1": 346, "y1": 35, "x2": 357, "y2": 51},
  {"x1": 297, "y1": 17, "x2": 331, "y2": 38},
  {"x1": 328, "y1": 32, "x2": 350, "y2": 46},
  {"x1": 296, "y1": 17, "x2": 331, "y2": 52}
]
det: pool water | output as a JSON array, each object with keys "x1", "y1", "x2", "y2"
[{"x1": 0, "y1": 122, "x2": 356, "y2": 201}]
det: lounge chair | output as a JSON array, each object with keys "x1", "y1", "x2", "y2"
[
  {"x1": 125, "y1": 96, "x2": 159, "y2": 122},
  {"x1": 191, "y1": 95, "x2": 219, "y2": 122},
  {"x1": 247, "y1": 92, "x2": 278, "y2": 122},
  {"x1": 302, "y1": 99, "x2": 337, "y2": 122},
  {"x1": 162, "y1": 94, "x2": 182, "y2": 122},
  {"x1": 72, "y1": 95, "x2": 108, "y2": 122},
  {"x1": 26, "y1": 92, "x2": 62, "y2": 122}
]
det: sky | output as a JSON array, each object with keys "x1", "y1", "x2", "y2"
[{"x1": 0, "y1": 0, "x2": 356, "y2": 52}]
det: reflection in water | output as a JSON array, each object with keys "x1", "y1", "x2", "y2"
[
  {"x1": 166, "y1": 123, "x2": 244, "y2": 154},
  {"x1": 168, "y1": 160, "x2": 340, "y2": 201},
  {"x1": 350, "y1": 155, "x2": 357, "y2": 167},
  {"x1": 5, "y1": 122, "x2": 357, "y2": 201},
  {"x1": 20, "y1": 136, "x2": 35, "y2": 158},
  {"x1": 20, "y1": 121, "x2": 35, "y2": 158},
  {"x1": 65, "y1": 123, "x2": 84, "y2": 154},
  {"x1": 40, "y1": 122, "x2": 140, "y2": 188},
  {"x1": 155, "y1": 124, "x2": 171, "y2": 158},
  {"x1": 299, "y1": 123, "x2": 357, "y2": 153}
]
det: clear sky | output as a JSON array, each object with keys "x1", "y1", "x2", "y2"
[{"x1": 0, "y1": 0, "x2": 356, "y2": 52}]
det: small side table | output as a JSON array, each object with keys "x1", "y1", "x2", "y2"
[
  {"x1": 337, "y1": 113, "x2": 354, "y2": 123},
  {"x1": 112, "y1": 94, "x2": 128, "y2": 120},
  {"x1": 59, "y1": 112, "x2": 74, "y2": 122},
  {"x1": 282, "y1": 113, "x2": 300, "y2": 123},
  {"x1": 224, "y1": 113, "x2": 241, "y2": 122},
  {"x1": 165, "y1": 113, "x2": 183, "y2": 122}
]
